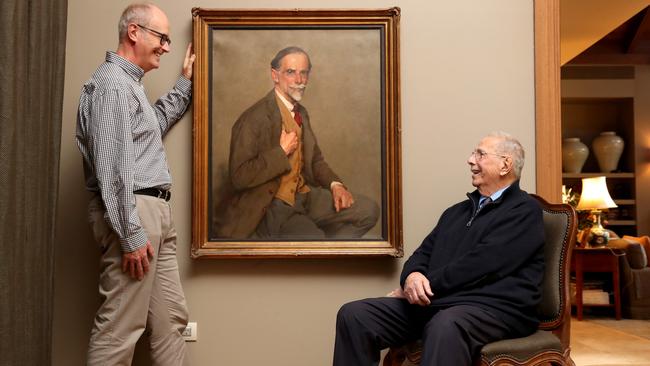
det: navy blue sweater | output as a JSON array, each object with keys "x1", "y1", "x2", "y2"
[{"x1": 400, "y1": 182, "x2": 545, "y2": 336}]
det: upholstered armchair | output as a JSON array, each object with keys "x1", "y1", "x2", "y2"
[
  {"x1": 383, "y1": 195, "x2": 577, "y2": 366},
  {"x1": 608, "y1": 236, "x2": 650, "y2": 319}
]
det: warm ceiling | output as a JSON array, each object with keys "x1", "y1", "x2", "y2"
[{"x1": 561, "y1": 0, "x2": 650, "y2": 65}]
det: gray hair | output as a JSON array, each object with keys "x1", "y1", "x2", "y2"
[
  {"x1": 118, "y1": 3, "x2": 153, "y2": 42},
  {"x1": 488, "y1": 131, "x2": 525, "y2": 179},
  {"x1": 270, "y1": 46, "x2": 312, "y2": 71}
]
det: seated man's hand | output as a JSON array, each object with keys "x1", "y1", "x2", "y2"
[
  {"x1": 386, "y1": 288, "x2": 406, "y2": 298},
  {"x1": 403, "y1": 272, "x2": 434, "y2": 306},
  {"x1": 331, "y1": 183, "x2": 354, "y2": 212}
]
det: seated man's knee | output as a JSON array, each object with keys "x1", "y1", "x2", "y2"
[
  {"x1": 337, "y1": 300, "x2": 372, "y2": 329},
  {"x1": 337, "y1": 301, "x2": 361, "y2": 323},
  {"x1": 354, "y1": 195, "x2": 380, "y2": 228},
  {"x1": 423, "y1": 307, "x2": 467, "y2": 339}
]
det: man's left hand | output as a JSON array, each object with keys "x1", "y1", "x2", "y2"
[
  {"x1": 182, "y1": 43, "x2": 196, "y2": 79},
  {"x1": 403, "y1": 272, "x2": 434, "y2": 306},
  {"x1": 332, "y1": 184, "x2": 354, "y2": 212}
]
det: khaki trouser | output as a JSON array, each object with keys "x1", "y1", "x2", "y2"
[{"x1": 86, "y1": 195, "x2": 189, "y2": 366}]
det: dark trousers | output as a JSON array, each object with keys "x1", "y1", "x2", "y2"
[
  {"x1": 333, "y1": 297, "x2": 513, "y2": 366},
  {"x1": 255, "y1": 186, "x2": 379, "y2": 239}
]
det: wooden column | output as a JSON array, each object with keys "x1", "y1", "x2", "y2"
[{"x1": 534, "y1": 0, "x2": 562, "y2": 203}]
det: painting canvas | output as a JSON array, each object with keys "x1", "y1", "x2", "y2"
[{"x1": 191, "y1": 8, "x2": 402, "y2": 257}]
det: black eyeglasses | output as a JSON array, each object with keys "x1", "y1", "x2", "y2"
[
  {"x1": 136, "y1": 24, "x2": 171, "y2": 46},
  {"x1": 469, "y1": 149, "x2": 509, "y2": 162}
]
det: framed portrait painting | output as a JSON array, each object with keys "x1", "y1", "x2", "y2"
[{"x1": 191, "y1": 8, "x2": 402, "y2": 258}]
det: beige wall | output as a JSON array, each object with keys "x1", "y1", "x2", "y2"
[{"x1": 53, "y1": 0, "x2": 536, "y2": 365}]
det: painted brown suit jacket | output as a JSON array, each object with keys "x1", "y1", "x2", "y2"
[{"x1": 213, "y1": 90, "x2": 341, "y2": 239}]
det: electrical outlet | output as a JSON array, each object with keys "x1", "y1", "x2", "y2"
[{"x1": 182, "y1": 322, "x2": 197, "y2": 342}]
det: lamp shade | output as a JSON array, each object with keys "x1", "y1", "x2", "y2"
[{"x1": 576, "y1": 176, "x2": 617, "y2": 211}]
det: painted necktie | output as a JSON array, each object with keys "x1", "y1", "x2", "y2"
[{"x1": 292, "y1": 104, "x2": 303, "y2": 127}]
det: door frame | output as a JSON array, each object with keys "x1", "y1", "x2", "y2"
[{"x1": 534, "y1": 0, "x2": 562, "y2": 202}]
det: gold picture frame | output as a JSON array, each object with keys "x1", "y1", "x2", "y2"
[{"x1": 191, "y1": 8, "x2": 402, "y2": 258}]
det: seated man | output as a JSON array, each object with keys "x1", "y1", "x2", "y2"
[{"x1": 333, "y1": 132, "x2": 545, "y2": 366}]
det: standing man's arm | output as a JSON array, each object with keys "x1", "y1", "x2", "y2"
[
  {"x1": 88, "y1": 88, "x2": 152, "y2": 280},
  {"x1": 153, "y1": 43, "x2": 196, "y2": 136},
  {"x1": 119, "y1": 45, "x2": 195, "y2": 280}
]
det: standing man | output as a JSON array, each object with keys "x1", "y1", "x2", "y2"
[
  {"x1": 334, "y1": 132, "x2": 545, "y2": 365},
  {"x1": 76, "y1": 3, "x2": 195, "y2": 364},
  {"x1": 213, "y1": 46, "x2": 379, "y2": 239}
]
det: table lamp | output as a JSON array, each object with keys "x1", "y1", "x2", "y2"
[{"x1": 576, "y1": 176, "x2": 618, "y2": 247}]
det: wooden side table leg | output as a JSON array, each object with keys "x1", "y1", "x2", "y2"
[
  {"x1": 576, "y1": 255, "x2": 584, "y2": 321},
  {"x1": 613, "y1": 257, "x2": 621, "y2": 320}
]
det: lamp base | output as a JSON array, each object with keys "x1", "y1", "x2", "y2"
[{"x1": 586, "y1": 225, "x2": 610, "y2": 247}]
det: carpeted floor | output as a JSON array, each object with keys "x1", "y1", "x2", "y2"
[{"x1": 571, "y1": 316, "x2": 650, "y2": 366}]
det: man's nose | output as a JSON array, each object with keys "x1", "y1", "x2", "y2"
[{"x1": 162, "y1": 42, "x2": 171, "y2": 53}]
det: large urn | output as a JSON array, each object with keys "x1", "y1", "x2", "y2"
[
  {"x1": 592, "y1": 131, "x2": 624, "y2": 173},
  {"x1": 562, "y1": 138, "x2": 589, "y2": 173}
]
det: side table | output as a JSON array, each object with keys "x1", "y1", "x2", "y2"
[{"x1": 571, "y1": 247, "x2": 625, "y2": 320}]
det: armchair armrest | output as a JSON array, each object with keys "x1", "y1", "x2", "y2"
[{"x1": 608, "y1": 239, "x2": 647, "y2": 269}]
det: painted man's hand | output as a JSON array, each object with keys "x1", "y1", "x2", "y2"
[
  {"x1": 122, "y1": 241, "x2": 155, "y2": 281},
  {"x1": 403, "y1": 272, "x2": 434, "y2": 306},
  {"x1": 182, "y1": 43, "x2": 196, "y2": 79},
  {"x1": 280, "y1": 129, "x2": 298, "y2": 155},
  {"x1": 331, "y1": 183, "x2": 354, "y2": 212}
]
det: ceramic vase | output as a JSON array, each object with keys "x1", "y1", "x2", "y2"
[
  {"x1": 562, "y1": 138, "x2": 589, "y2": 173},
  {"x1": 592, "y1": 131, "x2": 624, "y2": 173}
]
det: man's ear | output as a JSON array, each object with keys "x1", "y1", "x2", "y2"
[
  {"x1": 127, "y1": 23, "x2": 139, "y2": 43},
  {"x1": 500, "y1": 157, "x2": 513, "y2": 176},
  {"x1": 271, "y1": 68, "x2": 279, "y2": 83}
]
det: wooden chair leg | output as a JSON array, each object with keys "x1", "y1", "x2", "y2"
[{"x1": 383, "y1": 349, "x2": 406, "y2": 366}]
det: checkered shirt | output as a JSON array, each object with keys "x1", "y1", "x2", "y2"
[{"x1": 76, "y1": 51, "x2": 191, "y2": 252}]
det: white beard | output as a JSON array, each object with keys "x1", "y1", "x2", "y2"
[{"x1": 288, "y1": 85, "x2": 306, "y2": 101}]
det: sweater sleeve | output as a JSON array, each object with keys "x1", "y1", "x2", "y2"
[
  {"x1": 399, "y1": 215, "x2": 444, "y2": 287},
  {"x1": 426, "y1": 199, "x2": 544, "y2": 296}
]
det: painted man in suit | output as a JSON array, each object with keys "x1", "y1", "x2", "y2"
[{"x1": 213, "y1": 46, "x2": 379, "y2": 239}]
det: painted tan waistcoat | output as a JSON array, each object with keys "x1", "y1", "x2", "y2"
[{"x1": 274, "y1": 95, "x2": 310, "y2": 206}]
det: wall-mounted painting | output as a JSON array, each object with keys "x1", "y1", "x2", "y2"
[{"x1": 191, "y1": 8, "x2": 402, "y2": 258}]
